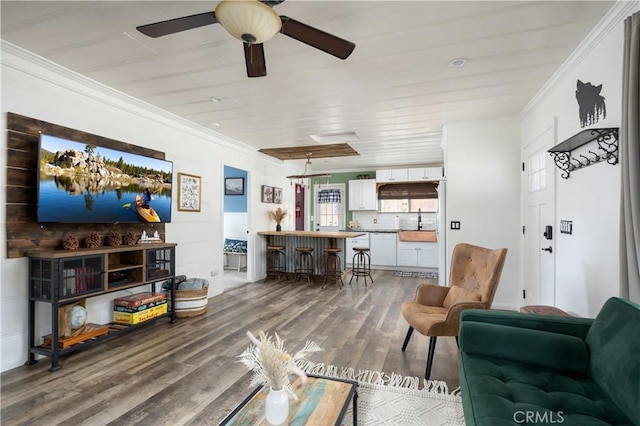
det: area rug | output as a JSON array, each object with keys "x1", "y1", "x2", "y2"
[
  {"x1": 298, "y1": 361, "x2": 464, "y2": 426},
  {"x1": 395, "y1": 271, "x2": 439, "y2": 280}
]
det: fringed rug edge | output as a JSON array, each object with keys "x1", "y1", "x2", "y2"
[{"x1": 297, "y1": 360, "x2": 462, "y2": 403}]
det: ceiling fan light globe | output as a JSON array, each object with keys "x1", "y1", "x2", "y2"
[{"x1": 215, "y1": 0, "x2": 282, "y2": 44}]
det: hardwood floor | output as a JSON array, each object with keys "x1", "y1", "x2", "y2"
[{"x1": 1, "y1": 270, "x2": 460, "y2": 425}]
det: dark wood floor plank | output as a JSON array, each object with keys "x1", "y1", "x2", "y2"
[{"x1": 1, "y1": 270, "x2": 460, "y2": 424}]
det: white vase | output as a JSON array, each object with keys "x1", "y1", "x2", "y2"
[{"x1": 265, "y1": 387, "x2": 289, "y2": 425}]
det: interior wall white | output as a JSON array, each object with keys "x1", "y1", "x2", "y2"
[
  {"x1": 442, "y1": 119, "x2": 522, "y2": 310},
  {"x1": 0, "y1": 44, "x2": 292, "y2": 372},
  {"x1": 519, "y1": 2, "x2": 637, "y2": 317}
]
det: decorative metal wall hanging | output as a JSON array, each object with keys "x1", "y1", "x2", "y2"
[{"x1": 548, "y1": 128, "x2": 619, "y2": 179}]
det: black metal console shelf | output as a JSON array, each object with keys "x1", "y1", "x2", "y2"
[
  {"x1": 548, "y1": 128, "x2": 619, "y2": 179},
  {"x1": 25, "y1": 243, "x2": 176, "y2": 371}
]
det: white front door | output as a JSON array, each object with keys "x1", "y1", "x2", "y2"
[{"x1": 522, "y1": 127, "x2": 556, "y2": 306}]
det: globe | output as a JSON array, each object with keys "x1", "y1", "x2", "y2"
[{"x1": 70, "y1": 305, "x2": 88, "y2": 329}]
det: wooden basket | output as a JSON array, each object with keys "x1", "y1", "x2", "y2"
[{"x1": 173, "y1": 288, "x2": 208, "y2": 318}]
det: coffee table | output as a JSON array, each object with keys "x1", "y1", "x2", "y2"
[{"x1": 219, "y1": 374, "x2": 358, "y2": 425}]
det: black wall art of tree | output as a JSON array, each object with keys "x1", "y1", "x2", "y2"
[{"x1": 575, "y1": 79, "x2": 606, "y2": 128}]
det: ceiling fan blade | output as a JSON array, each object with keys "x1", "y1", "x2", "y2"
[
  {"x1": 244, "y1": 43, "x2": 267, "y2": 78},
  {"x1": 137, "y1": 12, "x2": 217, "y2": 38},
  {"x1": 279, "y1": 16, "x2": 355, "y2": 60}
]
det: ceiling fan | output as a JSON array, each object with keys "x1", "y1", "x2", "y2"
[{"x1": 136, "y1": 0, "x2": 356, "y2": 78}]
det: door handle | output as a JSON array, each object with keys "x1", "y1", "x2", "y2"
[{"x1": 541, "y1": 246, "x2": 553, "y2": 253}]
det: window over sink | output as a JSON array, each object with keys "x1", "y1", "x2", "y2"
[
  {"x1": 379, "y1": 199, "x2": 437, "y2": 213},
  {"x1": 377, "y1": 182, "x2": 438, "y2": 213}
]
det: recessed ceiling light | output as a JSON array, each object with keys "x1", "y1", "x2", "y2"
[
  {"x1": 449, "y1": 58, "x2": 468, "y2": 68},
  {"x1": 210, "y1": 96, "x2": 224, "y2": 103},
  {"x1": 309, "y1": 131, "x2": 359, "y2": 144},
  {"x1": 210, "y1": 122, "x2": 221, "y2": 128}
]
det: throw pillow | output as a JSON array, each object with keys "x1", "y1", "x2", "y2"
[{"x1": 443, "y1": 286, "x2": 481, "y2": 308}]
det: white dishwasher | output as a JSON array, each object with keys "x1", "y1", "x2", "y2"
[
  {"x1": 346, "y1": 233, "x2": 369, "y2": 265},
  {"x1": 370, "y1": 232, "x2": 397, "y2": 266}
]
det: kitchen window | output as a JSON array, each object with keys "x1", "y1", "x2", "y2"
[
  {"x1": 380, "y1": 198, "x2": 437, "y2": 213},
  {"x1": 378, "y1": 182, "x2": 438, "y2": 213}
]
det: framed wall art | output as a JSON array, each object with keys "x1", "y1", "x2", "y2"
[
  {"x1": 225, "y1": 177, "x2": 244, "y2": 196},
  {"x1": 261, "y1": 185, "x2": 273, "y2": 203},
  {"x1": 178, "y1": 172, "x2": 201, "y2": 212},
  {"x1": 273, "y1": 187, "x2": 282, "y2": 204}
]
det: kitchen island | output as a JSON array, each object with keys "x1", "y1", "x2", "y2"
[{"x1": 257, "y1": 230, "x2": 366, "y2": 279}]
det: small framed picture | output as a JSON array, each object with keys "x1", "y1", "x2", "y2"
[
  {"x1": 261, "y1": 185, "x2": 273, "y2": 203},
  {"x1": 273, "y1": 187, "x2": 282, "y2": 204},
  {"x1": 178, "y1": 172, "x2": 201, "y2": 212},
  {"x1": 225, "y1": 177, "x2": 244, "y2": 196}
]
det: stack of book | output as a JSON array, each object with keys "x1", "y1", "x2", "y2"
[{"x1": 113, "y1": 292, "x2": 167, "y2": 325}]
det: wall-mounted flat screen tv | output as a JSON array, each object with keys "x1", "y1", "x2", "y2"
[{"x1": 38, "y1": 134, "x2": 173, "y2": 223}]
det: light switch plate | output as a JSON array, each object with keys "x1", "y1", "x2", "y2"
[{"x1": 451, "y1": 221, "x2": 461, "y2": 230}]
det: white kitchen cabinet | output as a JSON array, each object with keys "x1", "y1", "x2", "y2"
[
  {"x1": 376, "y1": 169, "x2": 408, "y2": 183},
  {"x1": 407, "y1": 167, "x2": 443, "y2": 181},
  {"x1": 370, "y1": 232, "x2": 397, "y2": 266},
  {"x1": 397, "y1": 241, "x2": 438, "y2": 268},
  {"x1": 346, "y1": 233, "x2": 369, "y2": 265},
  {"x1": 348, "y1": 179, "x2": 377, "y2": 211}
]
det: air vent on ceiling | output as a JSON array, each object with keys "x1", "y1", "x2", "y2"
[{"x1": 309, "y1": 131, "x2": 359, "y2": 144}]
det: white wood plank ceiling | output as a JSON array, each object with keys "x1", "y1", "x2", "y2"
[{"x1": 1, "y1": 1, "x2": 614, "y2": 172}]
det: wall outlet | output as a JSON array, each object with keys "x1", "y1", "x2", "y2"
[
  {"x1": 373, "y1": 218, "x2": 377, "y2": 224},
  {"x1": 210, "y1": 269, "x2": 219, "y2": 277}
]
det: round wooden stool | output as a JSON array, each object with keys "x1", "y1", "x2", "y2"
[
  {"x1": 294, "y1": 247, "x2": 314, "y2": 284},
  {"x1": 322, "y1": 247, "x2": 343, "y2": 289},
  {"x1": 264, "y1": 245, "x2": 287, "y2": 282},
  {"x1": 350, "y1": 247, "x2": 373, "y2": 286}
]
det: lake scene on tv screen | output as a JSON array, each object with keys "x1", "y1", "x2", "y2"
[{"x1": 38, "y1": 134, "x2": 172, "y2": 223}]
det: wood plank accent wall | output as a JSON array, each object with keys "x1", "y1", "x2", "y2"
[{"x1": 5, "y1": 112, "x2": 166, "y2": 259}]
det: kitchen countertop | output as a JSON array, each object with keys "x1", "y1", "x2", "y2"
[
  {"x1": 343, "y1": 229, "x2": 437, "y2": 233},
  {"x1": 258, "y1": 230, "x2": 366, "y2": 238}
]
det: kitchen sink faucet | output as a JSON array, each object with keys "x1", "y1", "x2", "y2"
[{"x1": 418, "y1": 208, "x2": 423, "y2": 230}]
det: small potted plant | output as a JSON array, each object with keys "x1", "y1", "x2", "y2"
[
  {"x1": 238, "y1": 331, "x2": 321, "y2": 425},
  {"x1": 270, "y1": 207, "x2": 287, "y2": 231}
]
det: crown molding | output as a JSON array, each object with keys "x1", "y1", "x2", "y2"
[
  {"x1": 1, "y1": 40, "x2": 256, "y2": 156},
  {"x1": 520, "y1": 1, "x2": 639, "y2": 118}
]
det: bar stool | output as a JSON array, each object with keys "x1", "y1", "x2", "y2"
[
  {"x1": 349, "y1": 247, "x2": 373, "y2": 286},
  {"x1": 264, "y1": 245, "x2": 287, "y2": 283},
  {"x1": 294, "y1": 247, "x2": 314, "y2": 284},
  {"x1": 322, "y1": 247, "x2": 343, "y2": 289}
]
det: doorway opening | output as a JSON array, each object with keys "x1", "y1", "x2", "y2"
[{"x1": 223, "y1": 165, "x2": 249, "y2": 290}]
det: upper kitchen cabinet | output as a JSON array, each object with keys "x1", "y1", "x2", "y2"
[
  {"x1": 407, "y1": 167, "x2": 443, "y2": 181},
  {"x1": 348, "y1": 179, "x2": 377, "y2": 211},
  {"x1": 376, "y1": 169, "x2": 408, "y2": 183}
]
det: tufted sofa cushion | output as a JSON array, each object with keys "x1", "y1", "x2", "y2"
[
  {"x1": 459, "y1": 353, "x2": 632, "y2": 425},
  {"x1": 459, "y1": 298, "x2": 640, "y2": 426}
]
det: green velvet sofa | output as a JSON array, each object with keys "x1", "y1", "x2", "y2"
[{"x1": 458, "y1": 297, "x2": 639, "y2": 425}]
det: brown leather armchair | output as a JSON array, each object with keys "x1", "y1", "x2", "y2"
[{"x1": 401, "y1": 243, "x2": 508, "y2": 379}]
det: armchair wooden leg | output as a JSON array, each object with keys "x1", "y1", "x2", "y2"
[
  {"x1": 425, "y1": 336, "x2": 437, "y2": 380},
  {"x1": 401, "y1": 326, "x2": 414, "y2": 351}
]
